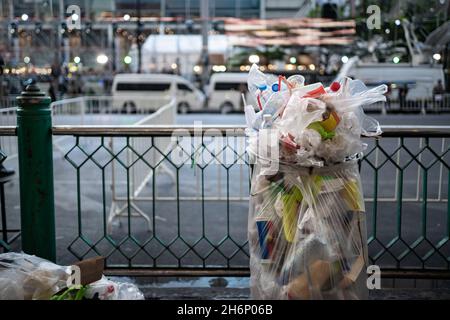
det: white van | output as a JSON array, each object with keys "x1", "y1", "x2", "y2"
[
  {"x1": 336, "y1": 57, "x2": 445, "y2": 100},
  {"x1": 112, "y1": 73, "x2": 205, "y2": 113},
  {"x1": 207, "y1": 73, "x2": 249, "y2": 113}
]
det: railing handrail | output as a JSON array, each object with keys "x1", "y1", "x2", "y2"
[
  {"x1": 2, "y1": 125, "x2": 450, "y2": 137},
  {"x1": 0, "y1": 107, "x2": 18, "y2": 113},
  {"x1": 0, "y1": 126, "x2": 16, "y2": 136},
  {"x1": 52, "y1": 125, "x2": 248, "y2": 136},
  {"x1": 50, "y1": 125, "x2": 450, "y2": 137}
]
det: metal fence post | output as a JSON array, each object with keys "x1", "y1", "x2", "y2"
[{"x1": 16, "y1": 84, "x2": 56, "y2": 262}]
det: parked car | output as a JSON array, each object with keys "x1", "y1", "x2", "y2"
[
  {"x1": 206, "y1": 73, "x2": 250, "y2": 113},
  {"x1": 112, "y1": 73, "x2": 205, "y2": 113},
  {"x1": 336, "y1": 57, "x2": 445, "y2": 100}
]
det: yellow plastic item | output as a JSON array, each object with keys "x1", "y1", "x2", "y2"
[
  {"x1": 320, "y1": 110, "x2": 340, "y2": 132},
  {"x1": 341, "y1": 179, "x2": 364, "y2": 211},
  {"x1": 281, "y1": 186, "x2": 303, "y2": 242}
]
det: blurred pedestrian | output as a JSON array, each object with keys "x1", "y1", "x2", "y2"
[
  {"x1": 0, "y1": 53, "x2": 4, "y2": 98},
  {"x1": 48, "y1": 83, "x2": 56, "y2": 102},
  {"x1": 50, "y1": 61, "x2": 61, "y2": 101},
  {"x1": 433, "y1": 79, "x2": 444, "y2": 111},
  {"x1": 385, "y1": 83, "x2": 392, "y2": 110},
  {"x1": 399, "y1": 84, "x2": 408, "y2": 110}
]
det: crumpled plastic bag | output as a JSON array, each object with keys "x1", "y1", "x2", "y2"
[
  {"x1": 0, "y1": 252, "x2": 70, "y2": 300},
  {"x1": 0, "y1": 252, "x2": 145, "y2": 300},
  {"x1": 84, "y1": 276, "x2": 145, "y2": 300},
  {"x1": 245, "y1": 64, "x2": 387, "y2": 167}
]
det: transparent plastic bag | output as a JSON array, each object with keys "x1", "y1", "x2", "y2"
[
  {"x1": 245, "y1": 65, "x2": 385, "y2": 300},
  {"x1": 321, "y1": 77, "x2": 387, "y2": 137},
  {"x1": 247, "y1": 64, "x2": 279, "y2": 106},
  {"x1": 0, "y1": 252, "x2": 71, "y2": 300},
  {"x1": 84, "y1": 276, "x2": 145, "y2": 300},
  {"x1": 247, "y1": 64, "x2": 292, "y2": 118},
  {"x1": 84, "y1": 276, "x2": 118, "y2": 300},
  {"x1": 116, "y1": 281, "x2": 145, "y2": 300},
  {"x1": 246, "y1": 77, "x2": 386, "y2": 166},
  {"x1": 248, "y1": 162, "x2": 368, "y2": 300}
]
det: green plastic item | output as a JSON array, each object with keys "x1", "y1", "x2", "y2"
[
  {"x1": 51, "y1": 285, "x2": 88, "y2": 300},
  {"x1": 307, "y1": 122, "x2": 335, "y2": 140}
]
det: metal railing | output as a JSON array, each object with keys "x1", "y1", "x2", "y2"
[
  {"x1": 46, "y1": 125, "x2": 450, "y2": 275},
  {"x1": 0, "y1": 92, "x2": 177, "y2": 261},
  {"x1": 0, "y1": 117, "x2": 449, "y2": 276}
]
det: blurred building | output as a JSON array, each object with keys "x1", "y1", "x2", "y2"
[
  {"x1": 0, "y1": 0, "x2": 447, "y2": 91},
  {"x1": 0, "y1": 0, "x2": 343, "y2": 72}
]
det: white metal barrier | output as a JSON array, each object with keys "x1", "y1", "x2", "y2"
[
  {"x1": 364, "y1": 95, "x2": 450, "y2": 114},
  {"x1": 0, "y1": 96, "x2": 17, "y2": 110},
  {"x1": 107, "y1": 98, "x2": 177, "y2": 233},
  {"x1": 51, "y1": 95, "x2": 173, "y2": 156},
  {"x1": 51, "y1": 95, "x2": 171, "y2": 125},
  {"x1": 47, "y1": 95, "x2": 178, "y2": 233},
  {"x1": 0, "y1": 107, "x2": 18, "y2": 163}
]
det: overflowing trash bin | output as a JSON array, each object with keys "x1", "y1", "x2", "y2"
[{"x1": 245, "y1": 64, "x2": 387, "y2": 299}]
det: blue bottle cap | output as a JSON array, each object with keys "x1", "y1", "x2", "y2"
[
  {"x1": 258, "y1": 84, "x2": 267, "y2": 91},
  {"x1": 271, "y1": 83, "x2": 279, "y2": 92}
]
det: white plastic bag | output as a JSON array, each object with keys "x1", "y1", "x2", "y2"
[
  {"x1": 0, "y1": 252, "x2": 70, "y2": 300},
  {"x1": 84, "y1": 276, "x2": 144, "y2": 300}
]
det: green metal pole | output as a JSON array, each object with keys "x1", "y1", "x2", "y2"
[{"x1": 16, "y1": 84, "x2": 56, "y2": 262}]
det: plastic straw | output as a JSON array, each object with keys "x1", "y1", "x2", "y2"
[
  {"x1": 241, "y1": 93, "x2": 247, "y2": 107},
  {"x1": 257, "y1": 95, "x2": 263, "y2": 110}
]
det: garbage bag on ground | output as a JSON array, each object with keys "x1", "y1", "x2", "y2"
[
  {"x1": 0, "y1": 252, "x2": 144, "y2": 300},
  {"x1": 245, "y1": 64, "x2": 386, "y2": 300},
  {"x1": 0, "y1": 252, "x2": 71, "y2": 300}
]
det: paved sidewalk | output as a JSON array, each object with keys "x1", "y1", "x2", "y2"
[
  {"x1": 139, "y1": 287, "x2": 450, "y2": 300},
  {"x1": 112, "y1": 276, "x2": 450, "y2": 300}
]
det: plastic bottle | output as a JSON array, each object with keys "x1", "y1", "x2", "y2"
[
  {"x1": 261, "y1": 114, "x2": 273, "y2": 129},
  {"x1": 262, "y1": 92, "x2": 285, "y2": 116},
  {"x1": 252, "y1": 112, "x2": 263, "y2": 130}
]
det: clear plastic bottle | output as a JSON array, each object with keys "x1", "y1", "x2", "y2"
[
  {"x1": 262, "y1": 92, "x2": 285, "y2": 116},
  {"x1": 261, "y1": 114, "x2": 273, "y2": 129}
]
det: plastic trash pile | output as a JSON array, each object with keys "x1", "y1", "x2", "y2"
[
  {"x1": 245, "y1": 64, "x2": 387, "y2": 300},
  {"x1": 0, "y1": 252, "x2": 144, "y2": 300}
]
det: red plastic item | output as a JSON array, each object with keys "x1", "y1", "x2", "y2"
[
  {"x1": 280, "y1": 134, "x2": 299, "y2": 151},
  {"x1": 257, "y1": 94, "x2": 263, "y2": 110},
  {"x1": 303, "y1": 85, "x2": 327, "y2": 98},
  {"x1": 330, "y1": 81, "x2": 341, "y2": 92}
]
